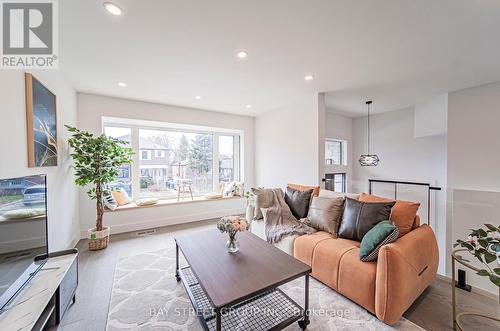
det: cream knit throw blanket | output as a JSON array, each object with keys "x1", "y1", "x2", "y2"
[{"x1": 260, "y1": 188, "x2": 316, "y2": 244}]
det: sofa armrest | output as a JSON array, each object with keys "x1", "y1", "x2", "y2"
[{"x1": 375, "y1": 224, "x2": 439, "y2": 325}]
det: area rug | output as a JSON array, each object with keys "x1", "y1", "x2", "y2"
[{"x1": 106, "y1": 246, "x2": 425, "y2": 331}]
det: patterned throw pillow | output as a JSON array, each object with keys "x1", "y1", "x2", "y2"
[
  {"x1": 360, "y1": 220, "x2": 399, "y2": 262},
  {"x1": 103, "y1": 191, "x2": 118, "y2": 211},
  {"x1": 111, "y1": 189, "x2": 132, "y2": 206}
]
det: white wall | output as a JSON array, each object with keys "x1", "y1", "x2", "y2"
[
  {"x1": 0, "y1": 71, "x2": 79, "y2": 252},
  {"x1": 324, "y1": 111, "x2": 353, "y2": 191},
  {"x1": 448, "y1": 81, "x2": 500, "y2": 295},
  {"x1": 352, "y1": 107, "x2": 448, "y2": 275},
  {"x1": 76, "y1": 93, "x2": 254, "y2": 236},
  {"x1": 414, "y1": 93, "x2": 448, "y2": 138},
  {"x1": 255, "y1": 94, "x2": 320, "y2": 188}
]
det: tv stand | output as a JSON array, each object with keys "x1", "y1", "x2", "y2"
[{"x1": 0, "y1": 249, "x2": 78, "y2": 331}]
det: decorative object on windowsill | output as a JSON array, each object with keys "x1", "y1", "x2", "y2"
[
  {"x1": 359, "y1": 100, "x2": 380, "y2": 166},
  {"x1": 217, "y1": 216, "x2": 248, "y2": 253},
  {"x1": 222, "y1": 181, "x2": 245, "y2": 197},
  {"x1": 452, "y1": 224, "x2": 500, "y2": 330},
  {"x1": 66, "y1": 125, "x2": 134, "y2": 250}
]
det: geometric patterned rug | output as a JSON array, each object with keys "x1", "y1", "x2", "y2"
[{"x1": 106, "y1": 246, "x2": 425, "y2": 331}]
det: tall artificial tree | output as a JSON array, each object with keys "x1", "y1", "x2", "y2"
[{"x1": 66, "y1": 125, "x2": 134, "y2": 231}]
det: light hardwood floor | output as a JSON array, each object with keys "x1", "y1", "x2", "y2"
[{"x1": 53, "y1": 219, "x2": 499, "y2": 331}]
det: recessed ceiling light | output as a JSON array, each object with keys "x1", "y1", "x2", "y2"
[
  {"x1": 245, "y1": 104, "x2": 252, "y2": 109},
  {"x1": 304, "y1": 75, "x2": 314, "y2": 81},
  {"x1": 103, "y1": 2, "x2": 122, "y2": 16},
  {"x1": 195, "y1": 96, "x2": 201, "y2": 100},
  {"x1": 236, "y1": 50, "x2": 248, "y2": 59},
  {"x1": 117, "y1": 82, "x2": 127, "y2": 87}
]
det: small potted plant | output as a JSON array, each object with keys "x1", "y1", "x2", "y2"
[
  {"x1": 454, "y1": 223, "x2": 500, "y2": 302},
  {"x1": 66, "y1": 125, "x2": 134, "y2": 250},
  {"x1": 217, "y1": 216, "x2": 248, "y2": 253}
]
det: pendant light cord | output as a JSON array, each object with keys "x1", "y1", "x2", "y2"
[{"x1": 366, "y1": 101, "x2": 372, "y2": 155}]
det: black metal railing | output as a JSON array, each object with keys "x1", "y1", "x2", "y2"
[{"x1": 368, "y1": 179, "x2": 441, "y2": 227}]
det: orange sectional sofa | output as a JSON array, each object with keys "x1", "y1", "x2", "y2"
[{"x1": 294, "y1": 215, "x2": 439, "y2": 325}]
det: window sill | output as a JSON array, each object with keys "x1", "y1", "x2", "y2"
[{"x1": 105, "y1": 196, "x2": 245, "y2": 213}]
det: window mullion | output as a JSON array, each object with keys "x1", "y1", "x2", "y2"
[
  {"x1": 131, "y1": 127, "x2": 140, "y2": 200},
  {"x1": 213, "y1": 133, "x2": 220, "y2": 193}
]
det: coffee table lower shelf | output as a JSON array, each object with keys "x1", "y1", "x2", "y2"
[{"x1": 179, "y1": 266, "x2": 305, "y2": 331}]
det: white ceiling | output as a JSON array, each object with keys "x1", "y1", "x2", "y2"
[{"x1": 60, "y1": 0, "x2": 500, "y2": 116}]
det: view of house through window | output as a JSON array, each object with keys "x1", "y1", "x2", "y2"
[
  {"x1": 104, "y1": 126, "x2": 133, "y2": 197},
  {"x1": 219, "y1": 135, "x2": 234, "y2": 184},
  {"x1": 325, "y1": 139, "x2": 346, "y2": 165},
  {"x1": 104, "y1": 121, "x2": 240, "y2": 201}
]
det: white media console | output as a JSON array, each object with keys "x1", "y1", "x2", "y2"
[{"x1": 0, "y1": 250, "x2": 78, "y2": 330}]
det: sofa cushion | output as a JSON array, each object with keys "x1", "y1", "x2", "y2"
[
  {"x1": 359, "y1": 193, "x2": 420, "y2": 238},
  {"x1": 338, "y1": 197, "x2": 395, "y2": 241},
  {"x1": 288, "y1": 183, "x2": 320, "y2": 198},
  {"x1": 310, "y1": 238, "x2": 360, "y2": 290},
  {"x1": 337, "y1": 248, "x2": 377, "y2": 313},
  {"x1": 360, "y1": 220, "x2": 399, "y2": 261},
  {"x1": 285, "y1": 187, "x2": 313, "y2": 219},
  {"x1": 306, "y1": 196, "x2": 344, "y2": 235},
  {"x1": 293, "y1": 231, "x2": 333, "y2": 266}
]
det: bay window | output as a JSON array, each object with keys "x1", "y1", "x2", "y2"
[{"x1": 103, "y1": 118, "x2": 242, "y2": 201}]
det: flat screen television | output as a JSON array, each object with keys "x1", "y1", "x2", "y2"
[{"x1": 0, "y1": 175, "x2": 48, "y2": 312}]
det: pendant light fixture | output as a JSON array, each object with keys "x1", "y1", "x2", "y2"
[{"x1": 359, "y1": 100, "x2": 380, "y2": 166}]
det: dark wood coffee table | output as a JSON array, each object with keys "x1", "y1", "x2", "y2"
[{"x1": 175, "y1": 229, "x2": 311, "y2": 331}]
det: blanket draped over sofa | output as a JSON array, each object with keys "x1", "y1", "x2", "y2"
[{"x1": 261, "y1": 188, "x2": 316, "y2": 243}]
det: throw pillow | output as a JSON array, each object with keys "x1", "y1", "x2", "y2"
[
  {"x1": 359, "y1": 193, "x2": 420, "y2": 238},
  {"x1": 223, "y1": 182, "x2": 236, "y2": 197},
  {"x1": 103, "y1": 190, "x2": 118, "y2": 211},
  {"x1": 360, "y1": 220, "x2": 399, "y2": 261},
  {"x1": 135, "y1": 198, "x2": 159, "y2": 206},
  {"x1": 306, "y1": 196, "x2": 344, "y2": 236},
  {"x1": 285, "y1": 187, "x2": 313, "y2": 219},
  {"x1": 2, "y1": 208, "x2": 45, "y2": 220},
  {"x1": 338, "y1": 197, "x2": 395, "y2": 241},
  {"x1": 318, "y1": 190, "x2": 360, "y2": 200},
  {"x1": 111, "y1": 189, "x2": 132, "y2": 206},
  {"x1": 251, "y1": 187, "x2": 272, "y2": 220},
  {"x1": 287, "y1": 183, "x2": 320, "y2": 198},
  {"x1": 204, "y1": 192, "x2": 223, "y2": 200}
]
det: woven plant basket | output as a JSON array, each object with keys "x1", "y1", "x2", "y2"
[{"x1": 88, "y1": 226, "x2": 110, "y2": 251}]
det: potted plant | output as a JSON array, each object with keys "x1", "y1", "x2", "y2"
[
  {"x1": 66, "y1": 125, "x2": 134, "y2": 250},
  {"x1": 454, "y1": 224, "x2": 500, "y2": 303}
]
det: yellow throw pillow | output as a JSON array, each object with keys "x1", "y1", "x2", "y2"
[{"x1": 111, "y1": 189, "x2": 131, "y2": 206}]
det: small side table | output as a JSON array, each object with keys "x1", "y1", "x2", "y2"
[{"x1": 451, "y1": 249, "x2": 500, "y2": 330}]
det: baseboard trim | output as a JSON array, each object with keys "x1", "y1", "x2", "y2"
[
  {"x1": 435, "y1": 274, "x2": 498, "y2": 300},
  {"x1": 79, "y1": 207, "x2": 246, "y2": 239}
]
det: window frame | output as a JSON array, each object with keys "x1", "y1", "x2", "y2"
[
  {"x1": 140, "y1": 150, "x2": 152, "y2": 160},
  {"x1": 103, "y1": 119, "x2": 242, "y2": 201},
  {"x1": 325, "y1": 138, "x2": 347, "y2": 166},
  {"x1": 325, "y1": 172, "x2": 347, "y2": 193}
]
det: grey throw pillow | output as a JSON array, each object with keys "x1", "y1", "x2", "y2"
[
  {"x1": 307, "y1": 196, "x2": 344, "y2": 236},
  {"x1": 251, "y1": 187, "x2": 272, "y2": 220},
  {"x1": 338, "y1": 197, "x2": 395, "y2": 241},
  {"x1": 285, "y1": 187, "x2": 313, "y2": 219}
]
